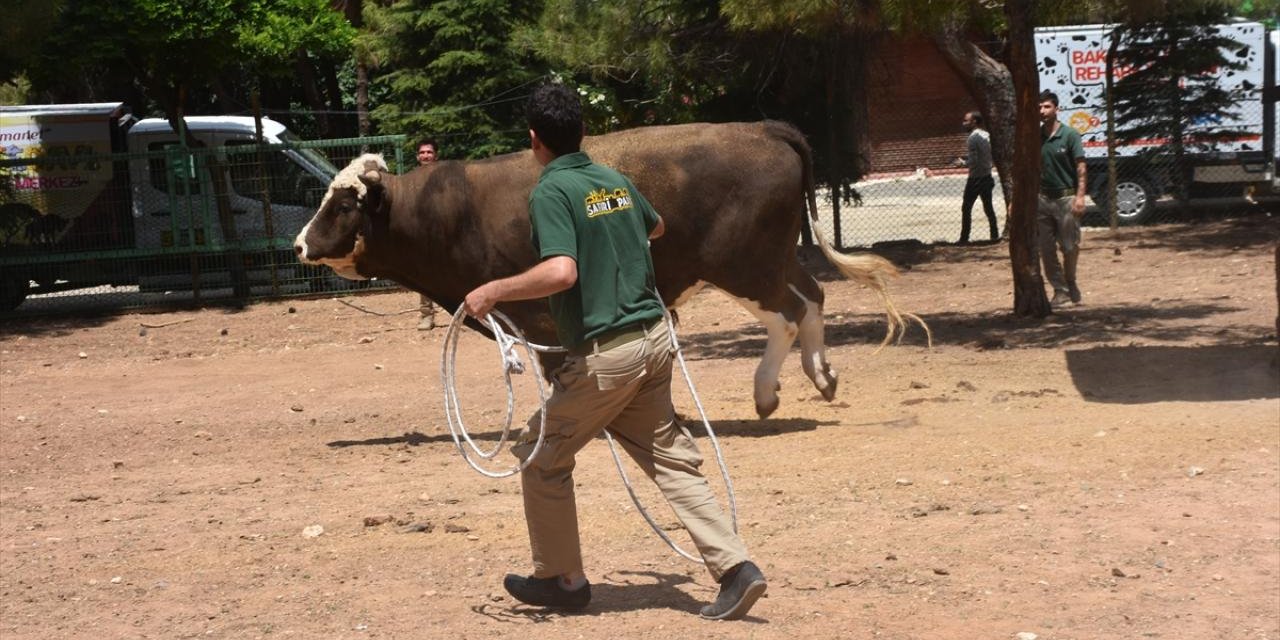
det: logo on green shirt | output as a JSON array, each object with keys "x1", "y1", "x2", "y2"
[{"x1": 584, "y1": 187, "x2": 634, "y2": 218}]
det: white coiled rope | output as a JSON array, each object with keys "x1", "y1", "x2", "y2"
[{"x1": 440, "y1": 302, "x2": 738, "y2": 562}]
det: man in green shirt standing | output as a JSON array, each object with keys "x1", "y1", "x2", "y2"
[
  {"x1": 463, "y1": 83, "x2": 766, "y2": 621},
  {"x1": 1038, "y1": 90, "x2": 1087, "y2": 307}
]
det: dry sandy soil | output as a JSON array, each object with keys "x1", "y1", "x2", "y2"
[{"x1": 2, "y1": 215, "x2": 1278, "y2": 640}]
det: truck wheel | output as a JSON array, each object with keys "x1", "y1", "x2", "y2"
[
  {"x1": 1092, "y1": 176, "x2": 1157, "y2": 225},
  {"x1": 0, "y1": 274, "x2": 30, "y2": 311}
]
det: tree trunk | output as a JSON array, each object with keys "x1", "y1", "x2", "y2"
[
  {"x1": 295, "y1": 53, "x2": 331, "y2": 137},
  {"x1": 160, "y1": 83, "x2": 249, "y2": 300},
  {"x1": 340, "y1": 0, "x2": 372, "y2": 139},
  {"x1": 321, "y1": 60, "x2": 349, "y2": 138},
  {"x1": 356, "y1": 61, "x2": 371, "y2": 138},
  {"x1": 1105, "y1": 26, "x2": 1120, "y2": 229},
  {"x1": 1004, "y1": 0, "x2": 1050, "y2": 318},
  {"x1": 827, "y1": 30, "x2": 843, "y2": 250},
  {"x1": 933, "y1": 21, "x2": 1015, "y2": 204}
]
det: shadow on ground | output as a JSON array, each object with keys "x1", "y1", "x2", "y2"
[
  {"x1": 681, "y1": 299, "x2": 1272, "y2": 361},
  {"x1": 1066, "y1": 343, "x2": 1280, "y2": 404},
  {"x1": 797, "y1": 212, "x2": 1279, "y2": 277},
  {"x1": 464, "y1": 570, "x2": 765, "y2": 622},
  {"x1": 326, "y1": 417, "x2": 837, "y2": 449}
]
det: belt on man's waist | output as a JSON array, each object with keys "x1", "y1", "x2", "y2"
[
  {"x1": 1041, "y1": 188, "x2": 1076, "y2": 199},
  {"x1": 568, "y1": 320, "x2": 657, "y2": 356}
]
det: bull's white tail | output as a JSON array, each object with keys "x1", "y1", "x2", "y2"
[
  {"x1": 811, "y1": 224, "x2": 933, "y2": 351},
  {"x1": 764, "y1": 120, "x2": 931, "y2": 350}
]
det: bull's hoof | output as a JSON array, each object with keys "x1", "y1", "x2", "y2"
[
  {"x1": 819, "y1": 376, "x2": 838, "y2": 402},
  {"x1": 818, "y1": 365, "x2": 838, "y2": 402},
  {"x1": 755, "y1": 397, "x2": 779, "y2": 419},
  {"x1": 747, "y1": 391, "x2": 778, "y2": 417}
]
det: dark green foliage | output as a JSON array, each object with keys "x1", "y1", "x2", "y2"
[
  {"x1": 1110, "y1": 2, "x2": 1249, "y2": 198},
  {"x1": 527, "y1": 0, "x2": 878, "y2": 187},
  {"x1": 365, "y1": 0, "x2": 546, "y2": 159},
  {"x1": 9, "y1": 0, "x2": 356, "y2": 136}
]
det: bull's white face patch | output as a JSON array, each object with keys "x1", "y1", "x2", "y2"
[
  {"x1": 294, "y1": 154, "x2": 386, "y2": 277},
  {"x1": 293, "y1": 220, "x2": 314, "y2": 263}
]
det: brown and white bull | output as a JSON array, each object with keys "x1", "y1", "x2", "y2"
[{"x1": 294, "y1": 121, "x2": 925, "y2": 418}]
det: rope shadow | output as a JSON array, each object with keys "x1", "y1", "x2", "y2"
[{"x1": 326, "y1": 432, "x2": 436, "y2": 448}]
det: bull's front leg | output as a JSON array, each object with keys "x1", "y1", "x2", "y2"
[{"x1": 733, "y1": 297, "x2": 800, "y2": 419}]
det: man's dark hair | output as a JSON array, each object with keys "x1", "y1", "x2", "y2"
[
  {"x1": 967, "y1": 111, "x2": 983, "y2": 125},
  {"x1": 1038, "y1": 90, "x2": 1060, "y2": 106},
  {"x1": 417, "y1": 138, "x2": 437, "y2": 150},
  {"x1": 526, "y1": 83, "x2": 583, "y2": 156}
]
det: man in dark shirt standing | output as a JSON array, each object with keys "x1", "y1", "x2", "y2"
[
  {"x1": 463, "y1": 83, "x2": 766, "y2": 621},
  {"x1": 1037, "y1": 91, "x2": 1087, "y2": 307},
  {"x1": 416, "y1": 138, "x2": 440, "y2": 330}
]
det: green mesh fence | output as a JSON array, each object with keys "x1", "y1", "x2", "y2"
[{"x1": 0, "y1": 135, "x2": 405, "y2": 316}]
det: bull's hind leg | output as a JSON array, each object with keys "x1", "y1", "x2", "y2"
[{"x1": 787, "y1": 263, "x2": 838, "y2": 402}]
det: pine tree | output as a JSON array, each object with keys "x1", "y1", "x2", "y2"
[
  {"x1": 364, "y1": 0, "x2": 546, "y2": 160},
  {"x1": 1110, "y1": 2, "x2": 1248, "y2": 200}
]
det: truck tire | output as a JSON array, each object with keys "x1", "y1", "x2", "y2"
[
  {"x1": 1091, "y1": 176, "x2": 1157, "y2": 225},
  {"x1": 0, "y1": 273, "x2": 30, "y2": 311}
]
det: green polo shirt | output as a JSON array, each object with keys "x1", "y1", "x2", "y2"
[
  {"x1": 1041, "y1": 120, "x2": 1085, "y2": 193},
  {"x1": 528, "y1": 151, "x2": 663, "y2": 350}
]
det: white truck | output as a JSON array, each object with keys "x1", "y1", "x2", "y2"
[
  {"x1": 1035, "y1": 21, "x2": 1275, "y2": 224},
  {"x1": 0, "y1": 102, "x2": 340, "y2": 309}
]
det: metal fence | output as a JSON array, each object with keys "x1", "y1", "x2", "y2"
[
  {"x1": 5, "y1": 103, "x2": 1275, "y2": 319},
  {"x1": 0, "y1": 135, "x2": 406, "y2": 317},
  {"x1": 813, "y1": 97, "x2": 1276, "y2": 250}
]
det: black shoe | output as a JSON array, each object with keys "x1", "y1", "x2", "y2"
[
  {"x1": 700, "y1": 561, "x2": 767, "y2": 621},
  {"x1": 502, "y1": 574, "x2": 591, "y2": 610}
]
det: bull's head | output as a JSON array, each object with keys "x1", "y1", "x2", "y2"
[{"x1": 293, "y1": 154, "x2": 388, "y2": 280}]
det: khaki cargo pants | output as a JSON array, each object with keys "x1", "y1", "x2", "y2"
[
  {"x1": 512, "y1": 320, "x2": 750, "y2": 581},
  {"x1": 1036, "y1": 194, "x2": 1082, "y2": 294}
]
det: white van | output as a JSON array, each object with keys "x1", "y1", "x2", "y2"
[
  {"x1": 0, "y1": 103, "x2": 339, "y2": 308},
  {"x1": 1035, "y1": 21, "x2": 1275, "y2": 223}
]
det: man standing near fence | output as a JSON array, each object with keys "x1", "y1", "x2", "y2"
[
  {"x1": 1037, "y1": 91, "x2": 1087, "y2": 307},
  {"x1": 959, "y1": 111, "x2": 998, "y2": 244},
  {"x1": 416, "y1": 138, "x2": 440, "y2": 330}
]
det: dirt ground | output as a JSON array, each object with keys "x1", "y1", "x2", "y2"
[{"x1": 1, "y1": 215, "x2": 1277, "y2": 640}]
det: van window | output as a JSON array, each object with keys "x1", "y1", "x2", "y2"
[
  {"x1": 226, "y1": 141, "x2": 325, "y2": 207},
  {"x1": 147, "y1": 142, "x2": 202, "y2": 194}
]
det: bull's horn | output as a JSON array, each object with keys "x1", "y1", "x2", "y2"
[
  {"x1": 360, "y1": 159, "x2": 383, "y2": 186},
  {"x1": 358, "y1": 168, "x2": 382, "y2": 188}
]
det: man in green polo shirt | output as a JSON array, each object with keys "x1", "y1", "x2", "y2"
[
  {"x1": 463, "y1": 82, "x2": 765, "y2": 621},
  {"x1": 1038, "y1": 90, "x2": 1087, "y2": 307}
]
